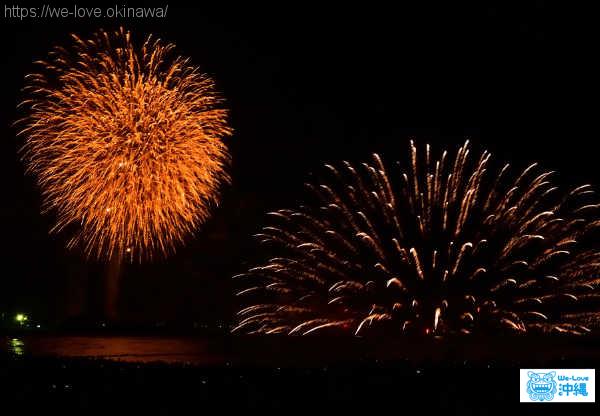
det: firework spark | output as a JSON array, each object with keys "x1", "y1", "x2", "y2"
[
  {"x1": 234, "y1": 141, "x2": 600, "y2": 336},
  {"x1": 18, "y1": 28, "x2": 231, "y2": 262}
]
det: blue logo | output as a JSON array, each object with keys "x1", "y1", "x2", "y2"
[
  {"x1": 527, "y1": 371, "x2": 557, "y2": 401},
  {"x1": 521, "y1": 369, "x2": 594, "y2": 403}
]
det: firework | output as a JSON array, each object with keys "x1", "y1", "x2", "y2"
[
  {"x1": 234, "y1": 141, "x2": 600, "y2": 336},
  {"x1": 18, "y1": 28, "x2": 231, "y2": 262}
]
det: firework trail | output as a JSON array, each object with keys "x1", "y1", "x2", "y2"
[
  {"x1": 18, "y1": 28, "x2": 231, "y2": 262},
  {"x1": 234, "y1": 141, "x2": 600, "y2": 336}
]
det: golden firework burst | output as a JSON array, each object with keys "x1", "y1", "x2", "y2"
[
  {"x1": 18, "y1": 28, "x2": 232, "y2": 262},
  {"x1": 234, "y1": 141, "x2": 600, "y2": 336}
]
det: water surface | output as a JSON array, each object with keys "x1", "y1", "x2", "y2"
[{"x1": 2, "y1": 335, "x2": 226, "y2": 364}]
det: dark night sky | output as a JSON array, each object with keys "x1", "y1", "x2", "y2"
[{"x1": 0, "y1": 2, "x2": 598, "y2": 326}]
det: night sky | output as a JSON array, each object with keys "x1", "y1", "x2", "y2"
[{"x1": 0, "y1": 3, "x2": 598, "y2": 327}]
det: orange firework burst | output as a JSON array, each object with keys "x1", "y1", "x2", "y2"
[{"x1": 18, "y1": 28, "x2": 231, "y2": 262}]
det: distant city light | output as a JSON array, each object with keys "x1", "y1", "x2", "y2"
[{"x1": 15, "y1": 313, "x2": 28, "y2": 323}]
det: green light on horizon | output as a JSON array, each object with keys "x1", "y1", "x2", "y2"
[{"x1": 15, "y1": 313, "x2": 28, "y2": 323}]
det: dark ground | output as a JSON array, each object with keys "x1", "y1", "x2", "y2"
[
  {"x1": 1, "y1": 356, "x2": 597, "y2": 414},
  {"x1": 1, "y1": 334, "x2": 598, "y2": 413},
  {"x1": 0, "y1": 356, "x2": 529, "y2": 413}
]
